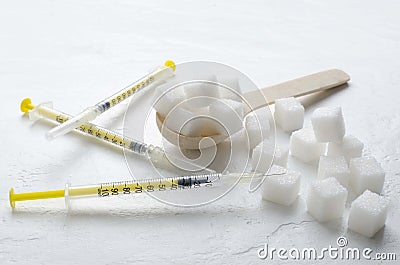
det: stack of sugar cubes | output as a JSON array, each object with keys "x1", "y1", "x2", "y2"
[
  {"x1": 153, "y1": 74, "x2": 246, "y2": 138},
  {"x1": 249, "y1": 97, "x2": 301, "y2": 173},
  {"x1": 309, "y1": 106, "x2": 387, "y2": 237},
  {"x1": 256, "y1": 97, "x2": 389, "y2": 238},
  {"x1": 244, "y1": 98, "x2": 302, "y2": 207},
  {"x1": 254, "y1": 97, "x2": 303, "y2": 207}
]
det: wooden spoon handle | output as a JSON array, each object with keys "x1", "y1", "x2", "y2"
[{"x1": 243, "y1": 69, "x2": 350, "y2": 114}]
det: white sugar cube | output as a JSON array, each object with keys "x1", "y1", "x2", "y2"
[
  {"x1": 184, "y1": 78, "x2": 220, "y2": 109},
  {"x1": 307, "y1": 177, "x2": 348, "y2": 222},
  {"x1": 252, "y1": 140, "x2": 288, "y2": 172},
  {"x1": 273, "y1": 146, "x2": 289, "y2": 167},
  {"x1": 327, "y1": 135, "x2": 364, "y2": 162},
  {"x1": 349, "y1": 157, "x2": 385, "y2": 195},
  {"x1": 245, "y1": 112, "x2": 271, "y2": 149},
  {"x1": 209, "y1": 99, "x2": 244, "y2": 136},
  {"x1": 164, "y1": 106, "x2": 205, "y2": 137},
  {"x1": 154, "y1": 87, "x2": 187, "y2": 117},
  {"x1": 185, "y1": 74, "x2": 218, "y2": 98},
  {"x1": 311, "y1": 107, "x2": 346, "y2": 142},
  {"x1": 318, "y1": 156, "x2": 350, "y2": 187},
  {"x1": 261, "y1": 170, "x2": 301, "y2": 206},
  {"x1": 274, "y1": 97, "x2": 304, "y2": 132},
  {"x1": 209, "y1": 129, "x2": 251, "y2": 173},
  {"x1": 217, "y1": 76, "x2": 242, "y2": 102},
  {"x1": 251, "y1": 139, "x2": 274, "y2": 173},
  {"x1": 289, "y1": 128, "x2": 326, "y2": 163},
  {"x1": 348, "y1": 190, "x2": 389, "y2": 237}
]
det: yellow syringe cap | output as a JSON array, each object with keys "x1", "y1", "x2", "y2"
[
  {"x1": 20, "y1": 98, "x2": 35, "y2": 113},
  {"x1": 164, "y1": 60, "x2": 176, "y2": 71},
  {"x1": 9, "y1": 188, "x2": 16, "y2": 208}
]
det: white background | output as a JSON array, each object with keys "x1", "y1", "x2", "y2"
[{"x1": 1, "y1": 0, "x2": 399, "y2": 264}]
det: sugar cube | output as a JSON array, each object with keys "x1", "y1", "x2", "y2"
[
  {"x1": 349, "y1": 157, "x2": 385, "y2": 195},
  {"x1": 209, "y1": 129, "x2": 250, "y2": 173},
  {"x1": 348, "y1": 190, "x2": 389, "y2": 237},
  {"x1": 318, "y1": 156, "x2": 350, "y2": 187},
  {"x1": 289, "y1": 128, "x2": 326, "y2": 163},
  {"x1": 261, "y1": 170, "x2": 301, "y2": 206},
  {"x1": 251, "y1": 139, "x2": 274, "y2": 173},
  {"x1": 252, "y1": 140, "x2": 288, "y2": 172},
  {"x1": 274, "y1": 97, "x2": 304, "y2": 132},
  {"x1": 327, "y1": 135, "x2": 364, "y2": 162},
  {"x1": 217, "y1": 76, "x2": 242, "y2": 102},
  {"x1": 311, "y1": 107, "x2": 346, "y2": 142},
  {"x1": 209, "y1": 99, "x2": 244, "y2": 136},
  {"x1": 185, "y1": 74, "x2": 218, "y2": 98},
  {"x1": 245, "y1": 112, "x2": 271, "y2": 149},
  {"x1": 164, "y1": 106, "x2": 205, "y2": 137},
  {"x1": 184, "y1": 84, "x2": 220, "y2": 110},
  {"x1": 273, "y1": 146, "x2": 289, "y2": 167},
  {"x1": 154, "y1": 86, "x2": 187, "y2": 117},
  {"x1": 307, "y1": 177, "x2": 348, "y2": 222}
]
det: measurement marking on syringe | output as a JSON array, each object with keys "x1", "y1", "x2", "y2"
[{"x1": 95, "y1": 178, "x2": 214, "y2": 197}]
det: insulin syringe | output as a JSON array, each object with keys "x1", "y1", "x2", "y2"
[
  {"x1": 46, "y1": 60, "x2": 176, "y2": 140},
  {"x1": 10, "y1": 174, "x2": 219, "y2": 208},
  {"x1": 20, "y1": 98, "x2": 209, "y2": 172},
  {"x1": 9, "y1": 172, "x2": 277, "y2": 208}
]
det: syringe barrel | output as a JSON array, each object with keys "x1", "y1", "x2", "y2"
[
  {"x1": 92, "y1": 175, "x2": 220, "y2": 199},
  {"x1": 25, "y1": 101, "x2": 218, "y2": 174},
  {"x1": 32, "y1": 104, "x2": 147, "y2": 155},
  {"x1": 32, "y1": 103, "x2": 213, "y2": 172},
  {"x1": 9, "y1": 173, "x2": 221, "y2": 208},
  {"x1": 96, "y1": 66, "x2": 174, "y2": 112},
  {"x1": 68, "y1": 174, "x2": 221, "y2": 199},
  {"x1": 47, "y1": 63, "x2": 174, "y2": 139},
  {"x1": 46, "y1": 106, "x2": 100, "y2": 140}
]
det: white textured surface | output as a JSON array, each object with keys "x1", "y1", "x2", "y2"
[{"x1": 1, "y1": 0, "x2": 400, "y2": 264}]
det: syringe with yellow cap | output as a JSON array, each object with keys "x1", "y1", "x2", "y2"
[
  {"x1": 46, "y1": 60, "x2": 176, "y2": 140},
  {"x1": 20, "y1": 98, "x2": 211, "y2": 173},
  {"x1": 9, "y1": 173, "x2": 221, "y2": 209},
  {"x1": 9, "y1": 171, "x2": 286, "y2": 209}
]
